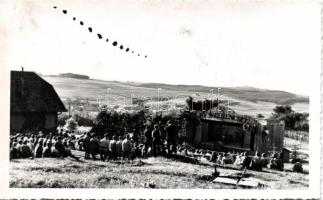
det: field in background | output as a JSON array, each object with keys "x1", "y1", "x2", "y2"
[{"x1": 43, "y1": 76, "x2": 309, "y2": 118}]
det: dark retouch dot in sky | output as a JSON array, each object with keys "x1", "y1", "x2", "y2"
[{"x1": 53, "y1": 6, "x2": 148, "y2": 59}]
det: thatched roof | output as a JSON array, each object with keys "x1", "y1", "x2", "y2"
[{"x1": 11, "y1": 71, "x2": 67, "y2": 112}]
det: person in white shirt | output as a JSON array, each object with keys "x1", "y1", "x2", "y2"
[{"x1": 99, "y1": 133, "x2": 109, "y2": 161}]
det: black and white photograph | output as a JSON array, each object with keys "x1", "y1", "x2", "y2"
[{"x1": 0, "y1": 0, "x2": 321, "y2": 199}]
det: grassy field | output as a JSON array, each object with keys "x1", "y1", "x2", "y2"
[{"x1": 10, "y1": 152, "x2": 308, "y2": 189}]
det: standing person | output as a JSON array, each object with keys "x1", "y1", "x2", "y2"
[
  {"x1": 143, "y1": 125, "x2": 152, "y2": 157},
  {"x1": 116, "y1": 136, "x2": 123, "y2": 159},
  {"x1": 122, "y1": 135, "x2": 132, "y2": 160},
  {"x1": 165, "y1": 120, "x2": 177, "y2": 155},
  {"x1": 109, "y1": 135, "x2": 117, "y2": 160},
  {"x1": 152, "y1": 124, "x2": 164, "y2": 157},
  {"x1": 89, "y1": 134, "x2": 99, "y2": 160},
  {"x1": 99, "y1": 134, "x2": 109, "y2": 161},
  {"x1": 82, "y1": 132, "x2": 91, "y2": 159}
]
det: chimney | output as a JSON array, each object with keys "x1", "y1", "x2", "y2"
[{"x1": 21, "y1": 66, "x2": 24, "y2": 96}]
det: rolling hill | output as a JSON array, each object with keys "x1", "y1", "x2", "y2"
[{"x1": 42, "y1": 76, "x2": 309, "y2": 117}]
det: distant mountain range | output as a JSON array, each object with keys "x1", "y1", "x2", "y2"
[
  {"x1": 47, "y1": 73, "x2": 90, "y2": 80},
  {"x1": 132, "y1": 82, "x2": 308, "y2": 105}
]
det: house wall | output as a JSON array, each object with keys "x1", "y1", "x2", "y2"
[
  {"x1": 10, "y1": 112, "x2": 57, "y2": 132},
  {"x1": 10, "y1": 113, "x2": 25, "y2": 131},
  {"x1": 194, "y1": 124, "x2": 202, "y2": 143},
  {"x1": 267, "y1": 120, "x2": 285, "y2": 153},
  {"x1": 45, "y1": 112, "x2": 57, "y2": 130}
]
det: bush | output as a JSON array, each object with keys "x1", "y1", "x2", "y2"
[
  {"x1": 271, "y1": 105, "x2": 309, "y2": 131},
  {"x1": 58, "y1": 113, "x2": 71, "y2": 126},
  {"x1": 65, "y1": 118, "x2": 78, "y2": 132},
  {"x1": 73, "y1": 113, "x2": 94, "y2": 127},
  {"x1": 91, "y1": 109, "x2": 186, "y2": 139}
]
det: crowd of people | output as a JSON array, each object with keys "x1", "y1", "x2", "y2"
[
  {"x1": 10, "y1": 119, "x2": 179, "y2": 161},
  {"x1": 10, "y1": 118, "x2": 304, "y2": 173}
]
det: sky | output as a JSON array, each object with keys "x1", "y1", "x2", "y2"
[{"x1": 0, "y1": 0, "x2": 321, "y2": 96}]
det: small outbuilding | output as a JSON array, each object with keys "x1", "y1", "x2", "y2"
[{"x1": 10, "y1": 69, "x2": 67, "y2": 132}]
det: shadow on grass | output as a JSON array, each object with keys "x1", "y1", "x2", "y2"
[
  {"x1": 10, "y1": 159, "x2": 20, "y2": 163},
  {"x1": 284, "y1": 169, "x2": 309, "y2": 175},
  {"x1": 167, "y1": 154, "x2": 202, "y2": 165},
  {"x1": 126, "y1": 168, "x2": 189, "y2": 178},
  {"x1": 28, "y1": 166, "x2": 62, "y2": 173}
]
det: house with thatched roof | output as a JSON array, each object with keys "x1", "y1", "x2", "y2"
[{"x1": 10, "y1": 69, "x2": 67, "y2": 132}]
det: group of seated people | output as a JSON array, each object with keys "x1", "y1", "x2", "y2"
[
  {"x1": 10, "y1": 132, "x2": 80, "y2": 160},
  {"x1": 9, "y1": 130, "x2": 139, "y2": 161},
  {"x1": 175, "y1": 145, "x2": 285, "y2": 171}
]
